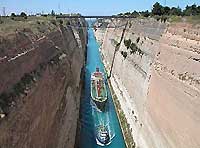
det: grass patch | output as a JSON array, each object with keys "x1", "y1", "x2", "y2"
[
  {"x1": 185, "y1": 15, "x2": 200, "y2": 24},
  {"x1": 168, "y1": 15, "x2": 182, "y2": 22},
  {"x1": 0, "y1": 16, "x2": 68, "y2": 37}
]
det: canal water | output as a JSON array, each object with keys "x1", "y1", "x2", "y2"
[{"x1": 80, "y1": 22, "x2": 126, "y2": 148}]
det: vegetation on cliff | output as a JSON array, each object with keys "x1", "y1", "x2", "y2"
[
  {"x1": 0, "y1": 12, "x2": 79, "y2": 37},
  {"x1": 123, "y1": 39, "x2": 144, "y2": 57},
  {"x1": 119, "y1": 2, "x2": 200, "y2": 17},
  {"x1": 118, "y1": 2, "x2": 200, "y2": 23},
  {"x1": 0, "y1": 52, "x2": 66, "y2": 120}
]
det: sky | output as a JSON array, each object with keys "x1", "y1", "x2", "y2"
[{"x1": 0, "y1": 0, "x2": 200, "y2": 16}]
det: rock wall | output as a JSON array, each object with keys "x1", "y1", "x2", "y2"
[
  {"x1": 0, "y1": 18, "x2": 87, "y2": 148},
  {"x1": 95, "y1": 18, "x2": 200, "y2": 148}
]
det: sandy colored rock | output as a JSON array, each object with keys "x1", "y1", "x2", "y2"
[{"x1": 95, "y1": 18, "x2": 200, "y2": 148}]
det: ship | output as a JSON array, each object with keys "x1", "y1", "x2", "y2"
[
  {"x1": 91, "y1": 67, "x2": 107, "y2": 111},
  {"x1": 95, "y1": 125, "x2": 111, "y2": 146}
]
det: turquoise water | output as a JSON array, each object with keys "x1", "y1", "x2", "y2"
[{"x1": 80, "y1": 23, "x2": 126, "y2": 148}]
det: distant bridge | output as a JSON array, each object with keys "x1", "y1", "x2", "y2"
[
  {"x1": 56, "y1": 15, "x2": 133, "y2": 28},
  {"x1": 56, "y1": 15, "x2": 136, "y2": 19}
]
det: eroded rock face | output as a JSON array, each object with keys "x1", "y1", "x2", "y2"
[
  {"x1": 0, "y1": 19, "x2": 87, "y2": 148},
  {"x1": 95, "y1": 18, "x2": 200, "y2": 148}
]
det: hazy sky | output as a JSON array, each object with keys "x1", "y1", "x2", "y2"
[{"x1": 0, "y1": 0, "x2": 200, "y2": 15}]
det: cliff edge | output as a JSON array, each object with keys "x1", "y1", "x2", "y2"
[{"x1": 0, "y1": 16, "x2": 87, "y2": 148}]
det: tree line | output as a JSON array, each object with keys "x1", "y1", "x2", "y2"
[
  {"x1": 9, "y1": 10, "x2": 58, "y2": 19},
  {"x1": 118, "y1": 2, "x2": 200, "y2": 17}
]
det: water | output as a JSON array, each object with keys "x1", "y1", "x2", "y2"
[{"x1": 80, "y1": 23, "x2": 126, "y2": 148}]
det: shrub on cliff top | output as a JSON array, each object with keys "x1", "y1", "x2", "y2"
[{"x1": 20, "y1": 12, "x2": 27, "y2": 19}]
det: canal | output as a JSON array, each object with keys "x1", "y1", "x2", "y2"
[{"x1": 80, "y1": 22, "x2": 126, "y2": 148}]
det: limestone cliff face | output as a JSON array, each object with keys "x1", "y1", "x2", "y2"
[
  {"x1": 0, "y1": 19, "x2": 87, "y2": 148},
  {"x1": 95, "y1": 18, "x2": 200, "y2": 148}
]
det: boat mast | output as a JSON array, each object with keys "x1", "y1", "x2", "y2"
[{"x1": 108, "y1": 21, "x2": 128, "y2": 79}]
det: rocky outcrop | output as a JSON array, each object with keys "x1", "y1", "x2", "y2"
[
  {"x1": 0, "y1": 18, "x2": 87, "y2": 148},
  {"x1": 95, "y1": 18, "x2": 200, "y2": 148}
]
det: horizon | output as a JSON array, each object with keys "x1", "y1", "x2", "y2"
[{"x1": 0, "y1": 0, "x2": 200, "y2": 16}]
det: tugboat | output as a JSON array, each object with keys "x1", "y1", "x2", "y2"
[
  {"x1": 96, "y1": 125, "x2": 111, "y2": 146},
  {"x1": 91, "y1": 68, "x2": 107, "y2": 111}
]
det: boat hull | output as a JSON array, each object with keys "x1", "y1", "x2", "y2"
[{"x1": 90, "y1": 69, "x2": 108, "y2": 112}]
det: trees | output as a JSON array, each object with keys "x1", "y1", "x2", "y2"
[
  {"x1": 163, "y1": 6, "x2": 170, "y2": 15},
  {"x1": 183, "y1": 4, "x2": 198, "y2": 16},
  {"x1": 10, "y1": 13, "x2": 16, "y2": 20},
  {"x1": 121, "y1": 51, "x2": 128, "y2": 59},
  {"x1": 170, "y1": 7, "x2": 182, "y2": 16},
  {"x1": 20, "y1": 12, "x2": 27, "y2": 17},
  {"x1": 140, "y1": 10, "x2": 150, "y2": 17},
  {"x1": 124, "y1": 12, "x2": 131, "y2": 16},
  {"x1": 11, "y1": 13, "x2": 16, "y2": 17},
  {"x1": 124, "y1": 39, "x2": 131, "y2": 49},
  {"x1": 152, "y1": 2, "x2": 164, "y2": 16},
  {"x1": 130, "y1": 43, "x2": 138, "y2": 54},
  {"x1": 51, "y1": 10, "x2": 55, "y2": 16},
  {"x1": 131, "y1": 11, "x2": 139, "y2": 17},
  {"x1": 117, "y1": 2, "x2": 200, "y2": 19},
  {"x1": 191, "y1": 4, "x2": 198, "y2": 15},
  {"x1": 151, "y1": 2, "x2": 200, "y2": 16},
  {"x1": 20, "y1": 12, "x2": 27, "y2": 19}
]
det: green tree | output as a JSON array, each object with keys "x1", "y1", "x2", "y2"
[
  {"x1": 118, "y1": 13, "x2": 123, "y2": 16},
  {"x1": 130, "y1": 43, "x2": 138, "y2": 54},
  {"x1": 121, "y1": 51, "x2": 128, "y2": 59},
  {"x1": 163, "y1": 6, "x2": 170, "y2": 15},
  {"x1": 51, "y1": 10, "x2": 55, "y2": 16},
  {"x1": 152, "y1": 2, "x2": 164, "y2": 16},
  {"x1": 124, "y1": 39, "x2": 131, "y2": 49},
  {"x1": 183, "y1": 4, "x2": 198, "y2": 16},
  {"x1": 140, "y1": 10, "x2": 150, "y2": 17},
  {"x1": 20, "y1": 12, "x2": 27, "y2": 19},
  {"x1": 197, "y1": 6, "x2": 200, "y2": 14},
  {"x1": 170, "y1": 7, "x2": 182, "y2": 16},
  {"x1": 124, "y1": 12, "x2": 131, "y2": 16},
  {"x1": 11, "y1": 13, "x2": 16, "y2": 17},
  {"x1": 20, "y1": 12, "x2": 27, "y2": 17},
  {"x1": 131, "y1": 11, "x2": 139, "y2": 17},
  {"x1": 191, "y1": 4, "x2": 198, "y2": 15}
]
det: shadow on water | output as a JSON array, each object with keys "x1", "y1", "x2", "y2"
[{"x1": 80, "y1": 20, "x2": 126, "y2": 148}]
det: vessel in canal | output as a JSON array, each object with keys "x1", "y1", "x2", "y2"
[
  {"x1": 91, "y1": 67, "x2": 107, "y2": 111},
  {"x1": 95, "y1": 124, "x2": 111, "y2": 146}
]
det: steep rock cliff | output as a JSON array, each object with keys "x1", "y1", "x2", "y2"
[
  {"x1": 0, "y1": 17, "x2": 87, "y2": 148},
  {"x1": 95, "y1": 18, "x2": 200, "y2": 148}
]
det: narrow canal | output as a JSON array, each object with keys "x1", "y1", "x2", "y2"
[{"x1": 80, "y1": 21, "x2": 126, "y2": 148}]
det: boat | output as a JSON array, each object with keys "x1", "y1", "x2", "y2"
[
  {"x1": 95, "y1": 125, "x2": 111, "y2": 146},
  {"x1": 91, "y1": 67, "x2": 107, "y2": 111}
]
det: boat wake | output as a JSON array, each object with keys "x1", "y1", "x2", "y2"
[
  {"x1": 95, "y1": 124, "x2": 115, "y2": 147},
  {"x1": 91, "y1": 100, "x2": 102, "y2": 112}
]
